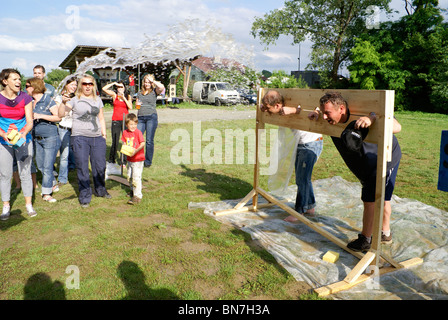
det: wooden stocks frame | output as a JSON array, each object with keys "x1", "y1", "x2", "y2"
[{"x1": 214, "y1": 88, "x2": 422, "y2": 297}]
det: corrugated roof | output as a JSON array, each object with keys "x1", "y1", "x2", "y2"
[
  {"x1": 59, "y1": 45, "x2": 110, "y2": 71},
  {"x1": 192, "y1": 56, "x2": 245, "y2": 73}
]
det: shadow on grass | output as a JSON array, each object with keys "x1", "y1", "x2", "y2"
[
  {"x1": 179, "y1": 165, "x2": 253, "y2": 200},
  {"x1": 0, "y1": 210, "x2": 27, "y2": 231},
  {"x1": 118, "y1": 261, "x2": 179, "y2": 300},
  {"x1": 24, "y1": 273, "x2": 66, "y2": 300}
]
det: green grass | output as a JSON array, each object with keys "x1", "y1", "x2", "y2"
[{"x1": 0, "y1": 110, "x2": 446, "y2": 300}]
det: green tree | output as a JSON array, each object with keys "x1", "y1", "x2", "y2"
[
  {"x1": 348, "y1": 36, "x2": 410, "y2": 108},
  {"x1": 348, "y1": 0, "x2": 448, "y2": 112},
  {"x1": 262, "y1": 70, "x2": 308, "y2": 88},
  {"x1": 251, "y1": 0, "x2": 392, "y2": 87},
  {"x1": 208, "y1": 66, "x2": 260, "y2": 90},
  {"x1": 46, "y1": 68, "x2": 70, "y2": 88}
]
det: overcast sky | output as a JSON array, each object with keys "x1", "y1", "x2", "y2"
[{"x1": 1, "y1": 0, "x2": 446, "y2": 77}]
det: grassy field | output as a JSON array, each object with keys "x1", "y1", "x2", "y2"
[{"x1": 0, "y1": 109, "x2": 446, "y2": 300}]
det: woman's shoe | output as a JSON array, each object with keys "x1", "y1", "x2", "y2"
[
  {"x1": 42, "y1": 195, "x2": 57, "y2": 203},
  {"x1": 1, "y1": 206, "x2": 11, "y2": 221},
  {"x1": 26, "y1": 207, "x2": 37, "y2": 218}
]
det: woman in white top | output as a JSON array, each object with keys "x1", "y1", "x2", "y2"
[{"x1": 55, "y1": 77, "x2": 77, "y2": 185}]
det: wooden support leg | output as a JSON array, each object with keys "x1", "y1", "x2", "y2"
[
  {"x1": 234, "y1": 189, "x2": 256, "y2": 210},
  {"x1": 256, "y1": 187, "x2": 365, "y2": 260},
  {"x1": 213, "y1": 199, "x2": 289, "y2": 216},
  {"x1": 344, "y1": 250, "x2": 376, "y2": 284},
  {"x1": 315, "y1": 257, "x2": 423, "y2": 297}
]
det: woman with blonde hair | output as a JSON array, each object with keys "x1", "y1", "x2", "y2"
[
  {"x1": 102, "y1": 80, "x2": 132, "y2": 166},
  {"x1": 135, "y1": 74, "x2": 164, "y2": 167},
  {"x1": 58, "y1": 74, "x2": 111, "y2": 208}
]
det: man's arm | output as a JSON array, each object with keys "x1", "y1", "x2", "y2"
[{"x1": 356, "y1": 113, "x2": 402, "y2": 134}]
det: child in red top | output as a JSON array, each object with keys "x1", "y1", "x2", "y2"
[{"x1": 121, "y1": 113, "x2": 144, "y2": 204}]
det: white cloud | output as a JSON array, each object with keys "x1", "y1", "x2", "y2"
[
  {"x1": 0, "y1": 34, "x2": 75, "y2": 53},
  {"x1": 11, "y1": 58, "x2": 34, "y2": 72}
]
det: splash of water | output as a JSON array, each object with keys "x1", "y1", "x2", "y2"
[{"x1": 58, "y1": 19, "x2": 255, "y2": 92}]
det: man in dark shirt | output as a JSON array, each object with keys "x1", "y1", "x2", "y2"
[{"x1": 309, "y1": 92, "x2": 402, "y2": 252}]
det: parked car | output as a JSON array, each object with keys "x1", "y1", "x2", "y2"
[
  {"x1": 192, "y1": 81, "x2": 240, "y2": 106},
  {"x1": 238, "y1": 90, "x2": 257, "y2": 105}
]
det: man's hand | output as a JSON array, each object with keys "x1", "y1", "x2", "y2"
[{"x1": 356, "y1": 113, "x2": 376, "y2": 129}]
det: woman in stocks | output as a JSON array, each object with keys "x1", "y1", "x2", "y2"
[
  {"x1": 26, "y1": 77, "x2": 61, "y2": 203},
  {"x1": 0, "y1": 69, "x2": 36, "y2": 219},
  {"x1": 54, "y1": 77, "x2": 77, "y2": 186},
  {"x1": 58, "y1": 74, "x2": 111, "y2": 208},
  {"x1": 102, "y1": 80, "x2": 132, "y2": 166},
  {"x1": 136, "y1": 74, "x2": 165, "y2": 167}
]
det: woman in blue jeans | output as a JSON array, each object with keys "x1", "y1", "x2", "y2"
[
  {"x1": 135, "y1": 74, "x2": 165, "y2": 167},
  {"x1": 54, "y1": 77, "x2": 77, "y2": 185},
  {"x1": 26, "y1": 78, "x2": 61, "y2": 203},
  {"x1": 260, "y1": 90, "x2": 323, "y2": 222},
  {"x1": 291, "y1": 133, "x2": 323, "y2": 219},
  {"x1": 58, "y1": 74, "x2": 110, "y2": 207}
]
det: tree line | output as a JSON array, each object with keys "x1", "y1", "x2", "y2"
[{"x1": 251, "y1": 0, "x2": 448, "y2": 113}]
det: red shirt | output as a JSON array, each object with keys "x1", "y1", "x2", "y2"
[
  {"x1": 129, "y1": 75, "x2": 135, "y2": 86},
  {"x1": 121, "y1": 128, "x2": 145, "y2": 162},
  {"x1": 112, "y1": 96, "x2": 129, "y2": 121}
]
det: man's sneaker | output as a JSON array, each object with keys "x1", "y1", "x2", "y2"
[
  {"x1": 347, "y1": 234, "x2": 371, "y2": 252},
  {"x1": 1, "y1": 206, "x2": 11, "y2": 221},
  {"x1": 381, "y1": 232, "x2": 392, "y2": 244}
]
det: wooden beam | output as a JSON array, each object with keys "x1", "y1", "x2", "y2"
[
  {"x1": 253, "y1": 103, "x2": 265, "y2": 210},
  {"x1": 370, "y1": 91, "x2": 395, "y2": 267},
  {"x1": 256, "y1": 187, "x2": 364, "y2": 260},
  {"x1": 213, "y1": 199, "x2": 289, "y2": 216},
  {"x1": 234, "y1": 189, "x2": 256, "y2": 210},
  {"x1": 264, "y1": 88, "x2": 389, "y2": 117},
  {"x1": 344, "y1": 250, "x2": 376, "y2": 284},
  {"x1": 315, "y1": 257, "x2": 423, "y2": 297}
]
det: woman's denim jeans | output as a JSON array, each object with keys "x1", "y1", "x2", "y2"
[
  {"x1": 137, "y1": 113, "x2": 158, "y2": 167},
  {"x1": 58, "y1": 126, "x2": 75, "y2": 184},
  {"x1": 294, "y1": 139, "x2": 323, "y2": 213},
  {"x1": 35, "y1": 135, "x2": 60, "y2": 195}
]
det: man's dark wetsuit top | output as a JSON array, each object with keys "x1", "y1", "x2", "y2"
[{"x1": 330, "y1": 109, "x2": 402, "y2": 185}]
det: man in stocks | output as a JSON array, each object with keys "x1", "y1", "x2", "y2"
[{"x1": 309, "y1": 92, "x2": 402, "y2": 252}]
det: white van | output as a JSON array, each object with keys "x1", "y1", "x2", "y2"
[{"x1": 192, "y1": 81, "x2": 240, "y2": 106}]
